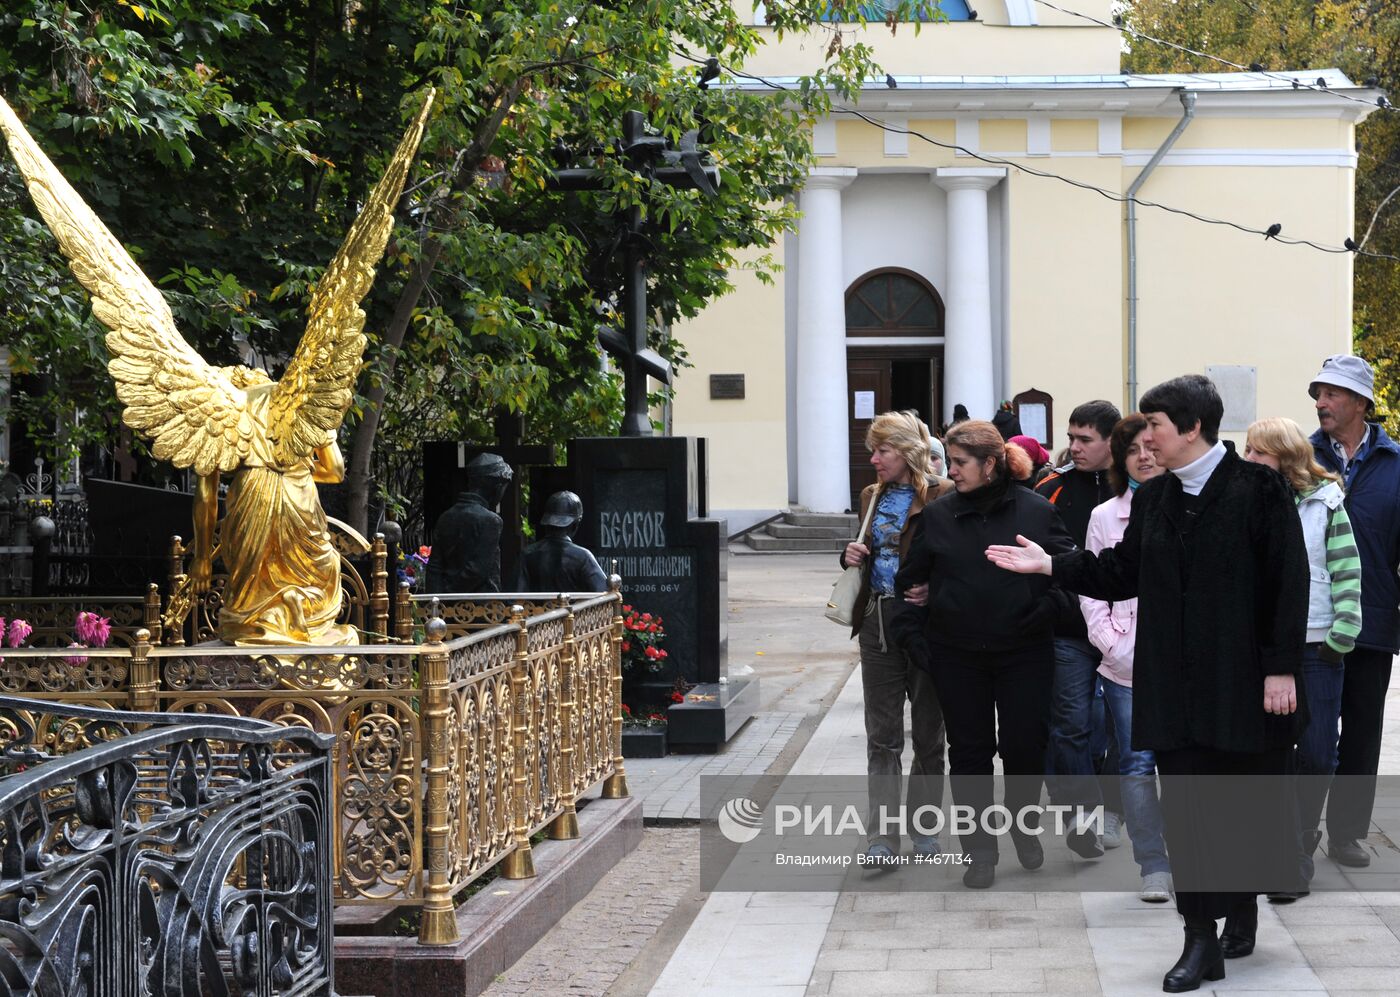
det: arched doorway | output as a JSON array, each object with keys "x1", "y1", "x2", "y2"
[{"x1": 845, "y1": 268, "x2": 945, "y2": 509}]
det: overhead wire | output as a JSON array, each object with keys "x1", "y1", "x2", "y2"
[
  {"x1": 1032, "y1": 0, "x2": 1394, "y2": 115},
  {"x1": 671, "y1": 51, "x2": 1400, "y2": 262}
]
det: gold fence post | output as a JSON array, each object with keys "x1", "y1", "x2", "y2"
[
  {"x1": 501, "y1": 605, "x2": 537, "y2": 878},
  {"x1": 370, "y1": 533, "x2": 389, "y2": 644},
  {"x1": 165, "y1": 535, "x2": 187, "y2": 647},
  {"x1": 128, "y1": 628, "x2": 157, "y2": 716},
  {"x1": 395, "y1": 582, "x2": 414, "y2": 643},
  {"x1": 417, "y1": 617, "x2": 458, "y2": 945},
  {"x1": 143, "y1": 583, "x2": 162, "y2": 645},
  {"x1": 601, "y1": 577, "x2": 629, "y2": 799},
  {"x1": 548, "y1": 602, "x2": 579, "y2": 840}
]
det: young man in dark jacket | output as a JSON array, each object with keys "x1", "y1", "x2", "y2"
[
  {"x1": 1035, "y1": 399, "x2": 1120, "y2": 856},
  {"x1": 1307, "y1": 354, "x2": 1400, "y2": 869}
]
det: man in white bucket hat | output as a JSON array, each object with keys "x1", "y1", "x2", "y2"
[{"x1": 1308, "y1": 354, "x2": 1399, "y2": 871}]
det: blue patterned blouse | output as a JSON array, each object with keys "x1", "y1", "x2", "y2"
[{"x1": 869, "y1": 484, "x2": 915, "y2": 596}]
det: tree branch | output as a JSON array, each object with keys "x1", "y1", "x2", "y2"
[
  {"x1": 1360, "y1": 180, "x2": 1400, "y2": 250},
  {"x1": 345, "y1": 76, "x2": 531, "y2": 532}
]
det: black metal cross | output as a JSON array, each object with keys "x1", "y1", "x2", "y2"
[
  {"x1": 550, "y1": 109, "x2": 719, "y2": 437},
  {"x1": 483, "y1": 409, "x2": 555, "y2": 584}
]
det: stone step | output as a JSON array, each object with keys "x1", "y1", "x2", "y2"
[
  {"x1": 765, "y1": 522, "x2": 853, "y2": 540},
  {"x1": 744, "y1": 534, "x2": 848, "y2": 552},
  {"x1": 784, "y1": 512, "x2": 858, "y2": 529}
]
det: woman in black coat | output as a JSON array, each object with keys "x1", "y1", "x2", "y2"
[
  {"x1": 989, "y1": 375, "x2": 1306, "y2": 994},
  {"x1": 891, "y1": 420, "x2": 1075, "y2": 890}
]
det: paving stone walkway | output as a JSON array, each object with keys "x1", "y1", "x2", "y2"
[
  {"x1": 650, "y1": 656, "x2": 1400, "y2": 996},
  {"x1": 628, "y1": 710, "x2": 806, "y2": 821},
  {"x1": 480, "y1": 826, "x2": 702, "y2": 997}
]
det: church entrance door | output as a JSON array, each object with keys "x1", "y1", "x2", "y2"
[{"x1": 844, "y1": 269, "x2": 945, "y2": 510}]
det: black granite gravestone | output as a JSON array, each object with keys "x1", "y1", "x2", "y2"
[
  {"x1": 563, "y1": 436, "x2": 755, "y2": 750},
  {"x1": 78, "y1": 479, "x2": 191, "y2": 594}
]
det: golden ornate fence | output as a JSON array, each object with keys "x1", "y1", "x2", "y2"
[{"x1": 0, "y1": 588, "x2": 628, "y2": 947}]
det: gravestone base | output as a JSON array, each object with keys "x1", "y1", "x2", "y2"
[
  {"x1": 665, "y1": 675, "x2": 759, "y2": 753},
  {"x1": 621, "y1": 726, "x2": 668, "y2": 758}
]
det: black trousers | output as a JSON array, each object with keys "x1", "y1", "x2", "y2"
[
  {"x1": 1326, "y1": 647, "x2": 1394, "y2": 842},
  {"x1": 928, "y1": 640, "x2": 1054, "y2": 864},
  {"x1": 1156, "y1": 745, "x2": 1296, "y2": 921}
]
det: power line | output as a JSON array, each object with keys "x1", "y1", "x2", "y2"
[
  {"x1": 1032, "y1": 0, "x2": 1393, "y2": 115},
  {"x1": 1032, "y1": 0, "x2": 1400, "y2": 183},
  {"x1": 674, "y1": 52, "x2": 1400, "y2": 262}
]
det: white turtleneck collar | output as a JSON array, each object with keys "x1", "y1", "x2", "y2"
[{"x1": 1171, "y1": 441, "x2": 1228, "y2": 497}]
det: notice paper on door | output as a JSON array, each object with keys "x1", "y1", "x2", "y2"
[{"x1": 853, "y1": 391, "x2": 875, "y2": 420}]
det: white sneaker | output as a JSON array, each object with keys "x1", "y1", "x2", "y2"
[
  {"x1": 1139, "y1": 871, "x2": 1173, "y2": 903},
  {"x1": 1102, "y1": 811, "x2": 1124, "y2": 849}
]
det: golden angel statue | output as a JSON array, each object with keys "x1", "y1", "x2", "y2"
[{"x1": 0, "y1": 89, "x2": 433, "y2": 647}]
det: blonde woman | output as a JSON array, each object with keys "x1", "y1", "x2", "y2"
[
  {"x1": 1245, "y1": 416, "x2": 1363, "y2": 905},
  {"x1": 842, "y1": 410, "x2": 953, "y2": 866}
]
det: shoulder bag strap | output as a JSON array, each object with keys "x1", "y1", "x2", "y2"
[{"x1": 855, "y1": 488, "x2": 880, "y2": 546}]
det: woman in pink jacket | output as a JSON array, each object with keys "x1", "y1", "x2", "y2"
[{"x1": 1080, "y1": 414, "x2": 1172, "y2": 903}]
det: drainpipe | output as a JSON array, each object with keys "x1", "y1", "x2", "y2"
[{"x1": 1127, "y1": 90, "x2": 1195, "y2": 409}]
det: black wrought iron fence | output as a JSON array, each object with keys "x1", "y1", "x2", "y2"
[{"x1": 0, "y1": 695, "x2": 336, "y2": 996}]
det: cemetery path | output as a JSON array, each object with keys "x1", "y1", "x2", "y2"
[{"x1": 643, "y1": 566, "x2": 1400, "y2": 997}]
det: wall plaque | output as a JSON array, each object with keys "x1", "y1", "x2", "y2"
[{"x1": 709, "y1": 374, "x2": 745, "y2": 399}]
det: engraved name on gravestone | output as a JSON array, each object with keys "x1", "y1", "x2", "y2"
[{"x1": 593, "y1": 466, "x2": 700, "y2": 682}]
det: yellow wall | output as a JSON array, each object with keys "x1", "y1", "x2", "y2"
[
  {"x1": 1126, "y1": 162, "x2": 1354, "y2": 435},
  {"x1": 1051, "y1": 119, "x2": 1098, "y2": 152},
  {"x1": 1002, "y1": 156, "x2": 1126, "y2": 435},
  {"x1": 669, "y1": 245, "x2": 790, "y2": 509},
  {"x1": 1124, "y1": 117, "x2": 1349, "y2": 151},
  {"x1": 746, "y1": 25, "x2": 1120, "y2": 79}
]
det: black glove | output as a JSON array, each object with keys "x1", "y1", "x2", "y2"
[{"x1": 1318, "y1": 643, "x2": 1346, "y2": 665}]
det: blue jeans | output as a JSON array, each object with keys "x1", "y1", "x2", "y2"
[
  {"x1": 1047, "y1": 637, "x2": 1103, "y2": 811},
  {"x1": 1099, "y1": 678, "x2": 1170, "y2": 876},
  {"x1": 1295, "y1": 645, "x2": 1344, "y2": 880}
]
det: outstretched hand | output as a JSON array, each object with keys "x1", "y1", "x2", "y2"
[{"x1": 985, "y1": 535, "x2": 1053, "y2": 576}]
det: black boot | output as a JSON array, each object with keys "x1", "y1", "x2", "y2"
[
  {"x1": 1219, "y1": 898, "x2": 1257, "y2": 959},
  {"x1": 1162, "y1": 918, "x2": 1225, "y2": 993}
]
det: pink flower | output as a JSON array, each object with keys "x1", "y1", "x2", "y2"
[
  {"x1": 63, "y1": 642, "x2": 87, "y2": 667},
  {"x1": 6, "y1": 619, "x2": 32, "y2": 648},
  {"x1": 74, "y1": 612, "x2": 111, "y2": 648}
]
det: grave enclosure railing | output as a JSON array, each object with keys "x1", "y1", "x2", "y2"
[
  {"x1": 0, "y1": 589, "x2": 629, "y2": 947},
  {"x1": 0, "y1": 695, "x2": 337, "y2": 996}
]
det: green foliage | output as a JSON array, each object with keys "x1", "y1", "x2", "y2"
[
  {"x1": 1122, "y1": 0, "x2": 1400, "y2": 435},
  {"x1": 1, "y1": 0, "x2": 938, "y2": 530}
]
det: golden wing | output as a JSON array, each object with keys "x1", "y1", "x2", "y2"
[
  {"x1": 266, "y1": 89, "x2": 435, "y2": 466},
  {"x1": 0, "y1": 95, "x2": 252, "y2": 475}
]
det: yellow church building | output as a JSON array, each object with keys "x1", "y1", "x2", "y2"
[{"x1": 670, "y1": 0, "x2": 1377, "y2": 525}]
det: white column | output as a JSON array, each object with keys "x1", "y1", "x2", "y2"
[
  {"x1": 796, "y1": 167, "x2": 857, "y2": 513},
  {"x1": 932, "y1": 168, "x2": 1004, "y2": 425}
]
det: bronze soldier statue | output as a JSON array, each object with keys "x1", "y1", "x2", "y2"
[
  {"x1": 517, "y1": 491, "x2": 608, "y2": 592},
  {"x1": 426, "y1": 453, "x2": 513, "y2": 593}
]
